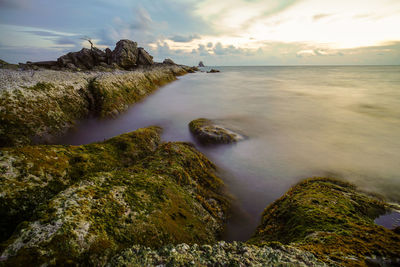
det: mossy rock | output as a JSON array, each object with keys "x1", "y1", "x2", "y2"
[
  {"x1": 0, "y1": 127, "x2": 230, "y2": 265},
  {"x1": 189, "y1": 118, "x2": 244, "y2": 144},
  {"x1": 249, "y1": 177, "x2": 400, "y2": 266},
  {"x1": 0, "y1": 65, "x2": 191, "y2": 147}
]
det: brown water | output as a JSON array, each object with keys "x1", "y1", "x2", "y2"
[{"x1": 54, "y1": 66, "x2": 400, "y2": 241}]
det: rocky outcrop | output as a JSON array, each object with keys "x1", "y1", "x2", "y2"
[
  {"x1": 198, "y1": 61, "x2": 205, "y2": 67},
  {"x1": 110, "y1": 242, "x2": 326, "y2": 266},
  {"x1": 189, "y1": 118, "x2": 244, "y2": 144},
  {"x1": 249, "y1": 178, "x2": 400, "y2": 266},
  {"x1": 0, "y1": 59, "x2": 18, "y2": 70},
  {"x1": 163, "y1": 58, "x2": 175, "y2": 65},
  {"x1": 0, "y1": 65, "x2": 192, "y2": 147},
  {"x1": 207, "y1": 69, "x2": 220, "y2": 73},
  {"x1": 111, "y1": 39, "x2": 139, "y2": 69},
  {"x1": 0, "y1": 127, "x2": 230, "y2": 265},
  {"x1": 19, "y1": 39, "x2": 155, "y2": 71}
]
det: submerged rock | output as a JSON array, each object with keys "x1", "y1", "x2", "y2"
[
  {"x1": 189, "y1": 118, "x2": 244, "y2": 144},
  {"x1": 0, "y1": 127, "x2": 230, "y2": 265},
  {"x1": 249, "y1": 177, "x2": 400, "y2": 266}
]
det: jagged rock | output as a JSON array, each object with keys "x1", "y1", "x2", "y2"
[
  {"x1": 137, "y1": 47, "x2": 154, "y2": 66},
  {"x1": 207, "y1": 69, "x2": 220, "y2": 73},
  {"x1": 105, "y1": 48, "x2": 113, "y2": 65},
  {"x1": 189, "y1": 118, "x2": 244, "y2": 144},
  {"x1": 57, "y1": 48, "x2": 107, "y2": 70},
  {"x1": 163, "y1": 58, "x2": 175, "y2": 65},
  {"x1": 198, "y1": 61, "x2": 205, "y2": 67},
  {"x1": 111, "y1": 39, "x2": 139, "y2": 69}
]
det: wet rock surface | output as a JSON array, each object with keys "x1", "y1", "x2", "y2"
[{"x1": 189, "y1": 118, "x2": 244, "y2": 144}]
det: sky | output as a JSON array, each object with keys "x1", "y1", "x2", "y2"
[{"x1": 0, "y1": 0, "x2": 399, "y2": 65}]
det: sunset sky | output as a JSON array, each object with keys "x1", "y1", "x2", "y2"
[{"x1": 1, "y1": 0, "x2": 399, "y2": 65}]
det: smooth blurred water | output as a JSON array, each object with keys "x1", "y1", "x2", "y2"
[{"x1": 54, "y1": 66, "x2": 400, "y2": 241}]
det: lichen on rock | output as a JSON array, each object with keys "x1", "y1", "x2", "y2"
[
  {"x1": 0, "y1": 127, "x2": 230, "y2": 265},
  {"x1": 189, "y1": 118, "x2": 244, "y2": 144},
  {"x1": 249, "y1": 177, "x2": 400, "y2": 266}
]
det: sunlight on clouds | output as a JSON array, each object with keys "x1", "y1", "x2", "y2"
[{"x1": 178, "y1": 0, "x2": 400, "y2": 52}]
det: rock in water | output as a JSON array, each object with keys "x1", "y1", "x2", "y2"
[
  {"x1": 189, "y1": 118, "x2": 244, "y2": 144},
  {"x1": 249, "y1": 177, "x2": 400, "y2": 266},
  {"x1": 207, "y1": 69, "x2": 220, "y2": 73},
  {"x1": 163, "y1": 58, "x2": 175, "y2": 65},
  {"x1": 111, "y1": 39, "x2": 139, "y2": 69},
  {"x1": 198, "y1": 61, "x2": 205, "y2": 67}
]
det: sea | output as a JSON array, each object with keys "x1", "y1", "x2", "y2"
[{"x1": 54, "y1": 66, "x2": 400, "y2": 240}]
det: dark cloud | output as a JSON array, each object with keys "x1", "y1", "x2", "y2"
[
  {"x1": 0, "y1": 0, "x2": 30, "y2": 9},
  {"x1": 168, "y1": 34, "x2": 200, "y2": 43}
]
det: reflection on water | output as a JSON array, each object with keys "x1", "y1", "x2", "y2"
[{"x1": 54, "y1": 66, "x2": 400, "y2": 241}]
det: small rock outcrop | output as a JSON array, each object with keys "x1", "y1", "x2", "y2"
[
  {"x1": 198, "y1": 61, "x2": 205, "y2": 67},
  {"x1": 207, "y1": 69, "x2": 220, "y2": 73},
  {"x1": 163, "y1": 58, "x2": 175, "y2": 65},
  {"x1": 189, "y1": 118, "x2": 244, "y2": 144}
]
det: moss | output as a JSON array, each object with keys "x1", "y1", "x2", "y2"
[
  {"x1": 249, "y1": 177, "x2": 400, "y2": 266},
  {"x1": 0, "y1": 127, "x2": 230, "y2": 265}
]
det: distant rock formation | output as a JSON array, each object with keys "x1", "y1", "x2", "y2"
[
  {"x1": 207, "y1": 69, "x2": 220, "y2": 73},
  {"x1": 163, "y1": 58, "x2": 175, "y2": 65},
  {"x1": 21, "y1": 39, "x2": 155, "y2": 71},
  {"x1": 198, "y1": 61, "x2": 205, "y2": 67}
]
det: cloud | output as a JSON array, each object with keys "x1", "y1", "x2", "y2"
[
  {"x1": 168, "y1": 34, "x2": 200, "y2": 43},
  {"x1": 312, "y1": 13, "x2": 331, "y2": 21},
  {"x1": 23, "y1": 30, "x2": 62, "y2": 37},
  {"x1": 0, "y1": 0, "x2": 30, "y2": 9}
]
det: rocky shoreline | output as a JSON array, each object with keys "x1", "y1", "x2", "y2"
[{"x1": 1, "y1": 40, "x2": 399, "y2": 266}]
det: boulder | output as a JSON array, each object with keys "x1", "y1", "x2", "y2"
[
  {"x1": 57, "y1": 48, "x2": 107, "y2": 70},
  {"x1": 163, "y1": 58, "x2": 175, "y2": 65},
  {"x1": 111, "y1": 39, "x2": 139, "y2": 69},
  {"x1": 189, "y1": 118, "x2": 244, "y2": 144},
  {"x1": 198, "y1": 61, "x2": 205, "y2": 67},
  {"x1": 137, "y1": 47, "x2": 154, "y2": 66}
]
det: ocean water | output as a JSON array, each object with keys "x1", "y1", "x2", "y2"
[{"x1": 55, "y1": 66, "x2": 400, "y2": 240}]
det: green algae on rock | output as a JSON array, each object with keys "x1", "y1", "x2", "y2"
[
  {"x1": 0, "y1": 127, "x2": 230, "y2": 265},
  {"x1": 189, "y1": 118, "x2": 244, "y2": 144},
  {"x1": 0, "y1": 65, "x2": 192, "y2": 147},
  {"x1": 249, "y1": 177, "x2": 400, "y2": 266},
  {"x1": 109, "y1": 241, "x2": 326, "y2": 266}
]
